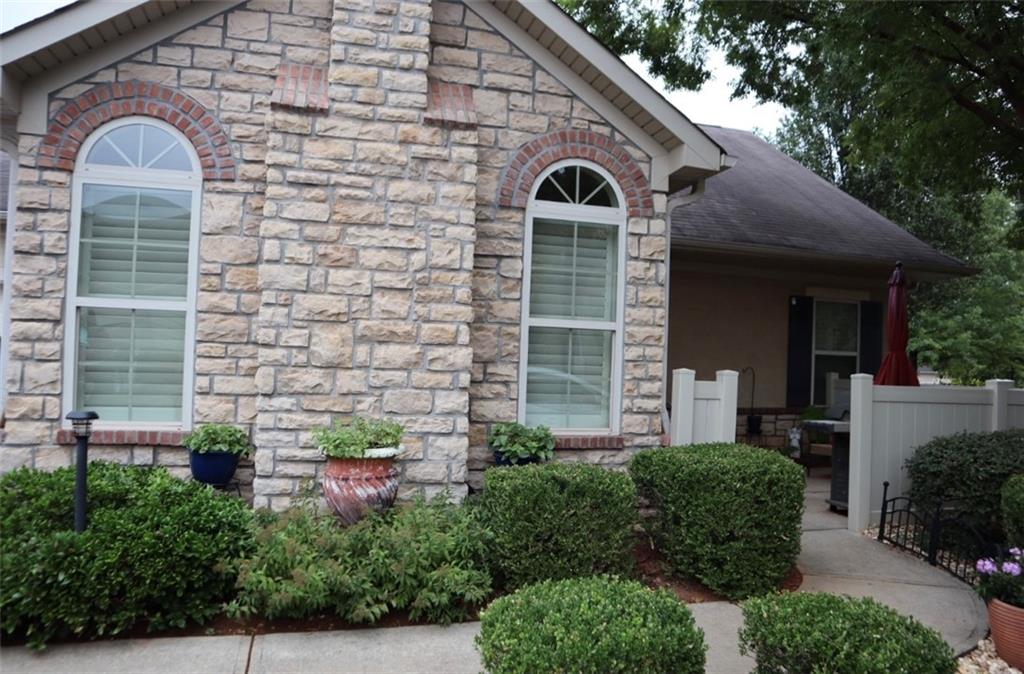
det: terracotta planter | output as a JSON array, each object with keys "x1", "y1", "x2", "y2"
[
  {"x1": 321, "y1": 453, "x2": 399, "y2": 526},
  {"x1": 989, "y1": 597, "x2": 1024, "y2": 670}
]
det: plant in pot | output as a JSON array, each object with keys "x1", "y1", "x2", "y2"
[
  {"x1": 976, "y1": 549, "x2": 1024, "y2": 669},
  {"x1": 315, "y1": 416, "x2": 405, "y2": 526},
  {"x1": 489, "y1": 422, "x2": 555, "y2": 466},
  {"x1": 182, "y1": 424, "x2": 251, "y2": 487}
]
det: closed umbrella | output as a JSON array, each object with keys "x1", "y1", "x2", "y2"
[{"x1": 874, "y1": 262, "x2": 920, "y2": 386}]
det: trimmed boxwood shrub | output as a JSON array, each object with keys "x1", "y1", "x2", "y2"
[
  {"x1": 739, "y1": 592, "x2": 956, "y2": 674},
  {"x1": 630, "y1": 443, "x2": 804, "y2": 599},
  {"x1": 907, "y1": 429, "x2": 1024, "y2": 539},
  {"x1": 1, "y1": 462, "x2": 254, "y2": 648},
  {"x1": 1004, "y1": 474, "x2": 1024, "y2": 547},
  {"x1": 480, "y1": 463, "x2": 637, "y2": 588},
  {"x1": 477, "y1": 576, "x2": 705, "y2": 674}
]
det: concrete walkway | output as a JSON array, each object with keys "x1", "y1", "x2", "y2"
[{"x1": 1, "y1": 475, "x2": 987, "y2": 674}]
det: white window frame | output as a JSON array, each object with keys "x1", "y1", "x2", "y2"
[
  {"x1": 810, "y1": 298, "x2": 861, "y2": 405},
  {"x1": 62, "y1": 117, "x2": 202, "y2": 431},
  {"x1": 518, "y1": 159, "x2": 627, "y2": 435}
]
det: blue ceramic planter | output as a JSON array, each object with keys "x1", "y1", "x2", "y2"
[{"x1": 188, "y1": 449, "x2": 240, "y2": 486}]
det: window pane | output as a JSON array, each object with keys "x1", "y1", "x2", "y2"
[
  {"x1": 815, "y1": 301, "x2": 858, "y2": 352},
  {"x1": 577, "y1": 167, "x2": 616, "y2": 207},
  {"x1": 76, "y1": 308, "x2": 185, "y2": 422},
  {"x1": 85, "y1": 123, "x2": 193, "y2": 171},
  {"x1": 534, "y1": 165, "x2": 620, "y2": 207},
  {"x1": 78, "y1": 184, "x2": 191, "y2": 299},
  {"x1": 813, "y1": 354, "x2": 857, "y2": 406},
  {"x1": 525, "y1": 327, "x2": 612, "y2": 430},
  {"x1": 530, "y1": 218, "x2": 617, "y2": 321}
]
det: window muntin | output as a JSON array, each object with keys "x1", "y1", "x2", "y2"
[
  {"x1": 520, "y1": 161, "x2": 625, "y2": 434},
  {"x1": 66, "y1": 118, "x2": 200, "y2": 428},
  {"x1": 812, "y1": 300, "x2": 859, "y2": 405}
]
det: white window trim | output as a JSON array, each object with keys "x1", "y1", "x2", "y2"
[
  {"x1": 810, "y1": 298, "x2": 861, "y2": 405},
  {"x1": 62, "y1": 117, "x2": 202, "y2": 431},
  {"x1": 517, "y1": 159, "x2": 627, "y2": 435},
  {"x1": 1, "y1": 147, "x2": 16, "y2": 415}
]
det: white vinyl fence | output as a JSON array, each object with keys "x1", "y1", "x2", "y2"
[
  {"x1": 848, "y1": 375, "x2": 1024, "y2": 533},
  {"x1": 669, "y1": 368, "x2": 738, "y2": 445}
]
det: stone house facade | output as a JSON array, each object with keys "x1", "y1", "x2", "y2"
[{"x1": 0, "y1": 0, "x2": 728, "y2": 507}]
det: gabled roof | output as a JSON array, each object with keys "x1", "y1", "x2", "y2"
[{"x1": 671, "y1": 125, "x2": 970, "y2": 277}]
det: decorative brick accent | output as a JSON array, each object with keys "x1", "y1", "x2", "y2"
[
  {"x1": 498, "y1": 129, "x2": 654, "y2": 217},
  {"x1": 555, "y1": 435, "x2": 626, "y2": 450},
  {"x1": 38, "y1": 80, "x2": 236, "y2": 180},
  {"x1": 424, "y1": 79, "x2": 477, "y2": 130},
  {"x1": 56, "y1": 429, "x2": 185, "y2": 446},
  {"x1": 271, "y1": 64, "x2": 329, "y2": 113}
]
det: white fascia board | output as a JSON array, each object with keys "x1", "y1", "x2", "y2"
[
  {"x1": 516, "y1": 0, "x2": 725, "y2": 173},
  {"x1": 1, "y1": 0, "x2": 151, "y2": 65},
  {"x1": 17, "y1": 1, "x2": 243, "y2": 135}
]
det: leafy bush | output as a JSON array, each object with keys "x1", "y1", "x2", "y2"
[
  {"x1": 481, "y1": 463, "x2": 637, "y2": 588},
  {"x1": 183, "y1": 423, "x2": 252, "y2": 455},
  {"x1": 907, "y1": 429, "x2": 1024, "y2": 539},
  {"x1": 630, "y1": 443, "x2": 804, "y2": 599},
  {"x1": 487, "y1": 422, "x2": 555, "y2": 464},
  {"x1": 477, "y1": 576, "x2": 705, "y2": 674},
  {"x1": 1, "y1": 463, "x2": 253, "y2": 648},
  {"x1": 1003, "y1": 474, "x2": 1024, "y2": 547},
  {"x1": 314, "y1": 416, "x2": 405, "y2": 459},
  {"x1": 228, "y1": 494, "x2": 491, "y2": 624},
  {"x1": 739, "y1": 592, "x2": 956, "y2": 674}
]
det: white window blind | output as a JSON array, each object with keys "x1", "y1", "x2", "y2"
[{"x1": 66, "y1": 118, "x2": 200, "y2": 427}]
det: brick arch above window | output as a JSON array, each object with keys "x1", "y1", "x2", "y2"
[
  {"x1": 499, "y1": 129, "x2": 654, "y2": 217},
  {"x1": 38, "y1": 80, "x2": 236, "y2": 180}
]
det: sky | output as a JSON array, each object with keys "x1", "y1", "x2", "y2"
[{"x1": 0, "y1": 0, "x2": 787, "y2": 135}]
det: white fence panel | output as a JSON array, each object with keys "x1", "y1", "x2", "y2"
[
  {"x1": 669, "y1": 368, "x2": 738, "y2": 445},
  {"x1": 848, "y1": 376, "x2": 1023, "y2": 532}
]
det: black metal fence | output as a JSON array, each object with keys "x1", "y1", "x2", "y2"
[{"x1": 877, "y1": 481, "x2": 1000, "y2": 584}]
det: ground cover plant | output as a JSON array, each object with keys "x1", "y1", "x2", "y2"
[
  {"x1": 477, "y1": 576, "x2": 705, "y2": 674},
  {"x1": 630, "y1": 443, "x2": 804, "y2": 599},
  {"x1": 480, "y1": 462, "x2": 637, "y2": 589},
  {"x1": 739, "y1": 592, "x2": 956, "y2": 674},
  {"x1": 227, "y1": 492, "x2": 491, "y2": 625},
  {"x1": 1, "y1": 463, "x2": 254, "y2": 648}
]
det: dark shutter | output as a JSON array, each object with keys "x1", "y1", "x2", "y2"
[
  {"x1": 786, "y1": 296, "x2": 814, "y2": 408},
  {"x1": 859, "y1": 300, "x2": 884, "y2": 375}
]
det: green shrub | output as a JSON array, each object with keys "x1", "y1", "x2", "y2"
[
  {"x1": 477, "y1": 576, "x2": 705, "y2": 674},
  {"x1": 480, "y1": 463, "x2": 637, "y2": 588},
  {"x1": 907, "y1": 429, "x2": 1024, "y2": 539},
  {"x1": 1003, "y1": 474, "x2": 1024, "y2": 547},
  {"x1": 488, "y1": 422, "x2": 555, "y2": 464},
  {"x1": 739, "y1": 592, "x2": 956, "y2": 674},
  {"x1": 1, "y1": 463, "x2": 254, "y2": 648},
  {"x1": 182, "y1": 423, "x2": 252, "y2": 456},
  {"x1": 313, "y1": 416, "x2": 405, "y2": 458},
  {"x1": 630, "y1": 443, "x2": 804, "y2": 599},
  {"x1": 228, "y1": 494, "x2": 491, "y2": 624}
]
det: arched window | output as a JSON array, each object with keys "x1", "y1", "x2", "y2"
[
  {"x1": 519, "y1": 161, "x2": 626, "y2": 433},
  {"x1": 64, "y1": 118, "x2": 201, "y2": 426}
]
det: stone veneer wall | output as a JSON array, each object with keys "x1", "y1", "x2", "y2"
[
  {"x1": 735, "y1": 410, "x2": 802, "y2": 449},
  {"x1": 2, "y1": 0, "x2": 670, "y2": 503}
]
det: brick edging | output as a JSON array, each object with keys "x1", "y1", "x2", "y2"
[
  {"x1": 39, "y1": 80, "x2": 236, "y2": 180},
  {"x1": 555, "y1": 435, "x2": 626, "y2": 450},
  {"x1": 498, "y1": 129, "x2": 654, "y2": 217},
  {"x1": 56, "y1": 429, "x2": 186, "y2": 447}
]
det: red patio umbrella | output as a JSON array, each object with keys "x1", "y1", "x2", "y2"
[{"x1": 874, "y1": 262, "x2": 920, "y2": 386}]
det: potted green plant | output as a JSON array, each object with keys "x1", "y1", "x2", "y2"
[
  {"x1": 315, "y1": 416, "x2": 405, "y2": 526},
  {"x1": 976, "y1": 549, "x2": 1024, "y2": 669},
  {"x1": 183, "y1": 424, "x2": 251, "y2": 486},
  {"x1": 489, "y1": 422, "x2": 556, "y2": 466}
]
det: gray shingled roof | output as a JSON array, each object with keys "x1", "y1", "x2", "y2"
[{"x1": 671, "y1": 125, "x2": 969, "y2": 275}]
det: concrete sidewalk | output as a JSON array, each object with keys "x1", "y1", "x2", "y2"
[{"x1": 1, "y1": 476, "x2": 987, "y2": 674}]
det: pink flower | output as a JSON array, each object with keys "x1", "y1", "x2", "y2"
[
  {"x1": 976, "y1": 558, "x2": 998, "y2": 575},
  {"x1": 1001, "y1": 561, "x2": 1022, "y2": 577}
]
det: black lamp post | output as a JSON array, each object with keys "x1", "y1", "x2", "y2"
[{"x1": 66, "y1": 410, "x2": 99, "y2": 533}]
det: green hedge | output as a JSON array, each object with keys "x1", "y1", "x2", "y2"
[
  {"x1": 480, "y1": 463, "x2": 637, "y2": 588},
  {"x1": 739, "y1": 592, "x2": 956, "y2": 674},
  {"x1": 1, "y1": 463, "x2": 254, "y2": 648},
  {"x1": 1004, "y1": 474, "x2": 1024, "y2": 547},
  {"x1": 477, "y1": 576, "x2": 705, "y2": 674},
  {"x1": 630, "y1": 443, "x2": 804, "y2": 599},
  {"x1": 907, "y1": 429, "x2": 1024, "y2": 539},
  {"x1": 228, "y1": 494, "x2": 491, "y2": 625}
]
